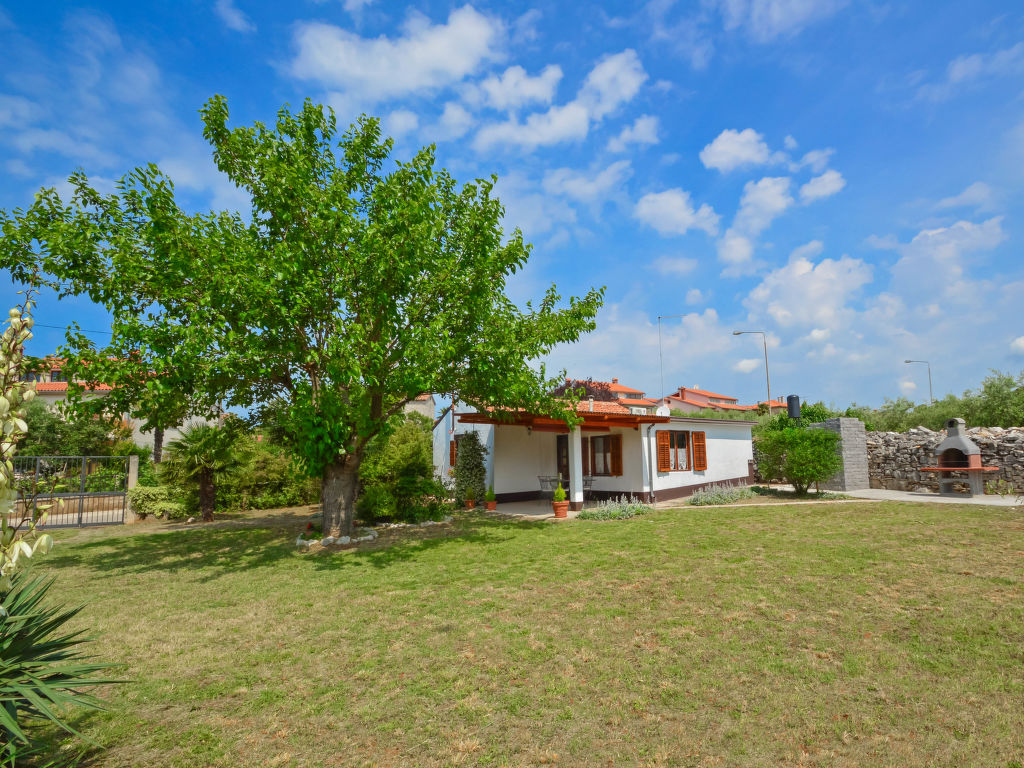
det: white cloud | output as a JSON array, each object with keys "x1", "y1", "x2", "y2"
[
  {"x1": 475, "y1": 65, "x2": 562, "y2": 111},
  {"x1": 898, "y1": 379, "x2": 918, "y2": 395},
  {"x1": 607, "y1": 114, "x2": 659, "y2": 152},
  {"x1": 735, "y1": 176, "x2": 794, "y2": 232},
  {"x1": 473, "y1": 49, "x2": 646, "y2": 152},
  {"x1": 1011, "y1": 336, "x2": 1024, "y2": 355},
  {"x1": 799, "y1": 169, "x2": 846, "y2": 203},
  {"x1": 783, "y1": 134, "x2": 798, "y2": 150},
  {"x1": 0, "y1": 94, "x2": 41, "y2": 127},
  {"x1": 790, "y1": 240, "x2": 824, "y2": 260},
  {"x1": 700, "y1": 128, "x2": 774, "y2": 171},
  {"x1": 806, "y1": 327, "x2": 830, "y2": 342},
  {"x1": 717, "y1": 233, "x2": 753, "y2": 265},
  {"x1": 474, "y1": 102, "x2": 589, "y2": 150},
  {"x1": 343, "y1": 0, "x2": 374, "y2": 12},
  {"x1": 492, "y1": 171, "x2": 576, "y2": 237},
  {"x1": 746, "y1": 249, "x2": 873, "y2": 329},
  {"x1": 435, "y1": 102, "x2": 473, "y2": 140},
  {"x1": 652, "y1": 256, "x2": 698, "y2": 276},
  {"x1": 936, "y1": 181, "x2": 993, "y2": 211},
  {"x1": 685, "y1": 288, "x2": 704, "y2": 305},
  {"x1": 715, "y1": 0, "x2": 848, "y2": 43},
  {"x1": 511, "y1": 9, "x2": 542, "y2": 43},
  {"x1": 542, "y1": 160, "x2": 631, "y2": 204},
  {"x1": 385, "y1": 109, "x2": 419, "y2": 138},
  {"x1": 634, "y1": 188, "x2": 720, "y2": 236},
  {"x1": 214, "y1": 0, "x2": 256, "y2": 33},
  {"x1": 918, "y1": 42, "x2": 1024, "y2": 102},
  {"x1": 791, "y1": 147, "x2": 834, "y2": 173},
  {"x1": 732, "y1": 358, "x2": 760, "y2": 373},
  {"x1": 577, "y1": 49, "x2": 647, "y2": 119},
  {"x1": 290, "y1": 6, "x2": 503, "y2": 102}
]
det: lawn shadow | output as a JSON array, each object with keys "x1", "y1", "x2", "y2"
[{"x1": 43, "y1": 508, "x2": 552, "y2": 582}]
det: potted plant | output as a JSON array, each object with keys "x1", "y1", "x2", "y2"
[
  {"x1": 465, "y1": 487, "x2": 477, "y2": 509},
  {"x1": 552, "y1": 482, "x2": 569, "y2": 518},
  {"x1": 484, "y1": 485, "x2": 497, "y2": 511}
]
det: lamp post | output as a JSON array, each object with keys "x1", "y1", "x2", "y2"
[
  {"x1": 658, "y1": 314, "x2": 688, "y2": 402},
  {"x1": 904, "y1": 359, "x2": 934, "y2": 404},
  {"x1": 733, "y1": 330, "x2": 773, "y2": 415}
]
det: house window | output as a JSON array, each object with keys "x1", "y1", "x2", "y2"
[
  {"x1": 50, "y1": 370, "x2": 66, "y2": 383},
  {"x1": 583, "y1": 434, "x2": 623, "y2": 477},
  {"x1": 656, "y1": 430, "x2": 708, "y2": 472}
]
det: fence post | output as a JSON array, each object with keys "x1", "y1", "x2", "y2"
[
  {"x1": 78, "y1": 457, "x2": 86, "y2": 527},
  {"x1": 33, "y1": 457, "x2": 40, "y2": 522},
  {"x1": 127, "y1": 455, "x2": 139, "y2": 490}
]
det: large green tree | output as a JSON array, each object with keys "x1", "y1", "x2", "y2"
[{"x1": 0, "y1": 97, "x2": 603, "y2": 536}]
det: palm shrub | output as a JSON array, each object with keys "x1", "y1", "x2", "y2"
[
  {"x1": 161, "y1": 422, "x2": 245, "y2": 521},
  {"x1": 0, "y1": 573, "x2": 116, "y2": 765},
  {"x1": 453, "y1": 431, "x2": 487, "y2": 506}
]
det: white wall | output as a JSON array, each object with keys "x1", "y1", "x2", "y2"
[
  {"x1": 492, "y1": 426, "x2": 559, "y2": 495},
  {"x1": 650, "y1": 419, "x2": 753, "y2": 493}
]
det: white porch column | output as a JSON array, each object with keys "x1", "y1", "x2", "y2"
[{"x1": 568, "y1": 427, "x2": 584, "y2": 511}]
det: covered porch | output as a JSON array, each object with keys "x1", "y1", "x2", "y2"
[{"x1": 459, "y1": 407, "x2": 668, "y2": 510}]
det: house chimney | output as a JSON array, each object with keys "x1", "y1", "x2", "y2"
[
  {"x1": 589, "y1": 396, "x2": 594, "y2": 412},
  {"x1": 612, "y1": 377, "x2": 618, "y2": 384}
]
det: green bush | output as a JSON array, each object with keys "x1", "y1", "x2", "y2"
[
  {"x1": 357, "y1": 414, "x2": 451, "y2": 524},
  {"x1": 687, "y1": 483, "x2": 755, "y2": 506},
  {"x1": 0, "y1": 573, "x2": 116, "y2": 765},
  {"x1": 19, "y1": 399, "x2": 131, "y2": 457},
  {"x1": 577, "y1": 496, "x2": 649, "y2": 520},
  {"x1": 755, "y1": 428, "x2": 843, "y2": 495},
  {"x1": 453, "y1": 430, "x2": 487, "y2": 505},
  {"x1": 215, "y1": 439, "x2": 319, "y2": 512},
  {"x1": 128, "y1": 485, "x2": 184, "y2": 520}
]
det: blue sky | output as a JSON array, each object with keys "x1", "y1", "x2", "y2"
[{"x1": 2, "y1": 0, "x2": 1023, "y2": 408}]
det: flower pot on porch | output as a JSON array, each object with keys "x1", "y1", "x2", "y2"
[
  {"x1": 551, "y1": 500, "x2": 569, "y2": 518},
  {"x1": 465, "y1": 499, "x2": 477, "y2": 509},
  {"x1": 485, "y1": 501, "x2": 497, "y2": 511}
]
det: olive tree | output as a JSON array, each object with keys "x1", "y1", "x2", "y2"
[{"x1": 0, "y1": 97, "x2": 603, "y2": 536}]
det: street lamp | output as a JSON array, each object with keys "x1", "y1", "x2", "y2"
[
  {"x1": 733, "y1": 330, "x2": 774, "y2": 415},
  {"x1": 904, "y1": 359, "x2": 934, "y2": 404},
  {"x1": 657, "y1": 314, "x2": 688, "y2": 402}
]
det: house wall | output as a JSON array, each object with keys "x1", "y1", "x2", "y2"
[
  {"x1": 492, "y1": 426, "x2": 558, "y2": 497},
  {"x1": 431, "y1": 406, "x2": 495, "y2": 488},
  {"x1": 587, "y1": 427, "x2": 646, "y2": 496},
  {"x1": 649, "y1": 419, "x2": 754, "y2": 501}
]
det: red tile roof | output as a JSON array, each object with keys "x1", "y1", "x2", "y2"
[
  {"x1": 35, "y1": 382, "x2": 112, "y2": 393},
  {"x1": 574, "y1": 400, "x2": 631, "y2": 414},
  {"x1": 676, "y1": 386, "x2": 738, "y2": 401},
  {"x1": 565, "y1": 378, "x2": 645, "y2": 395}
]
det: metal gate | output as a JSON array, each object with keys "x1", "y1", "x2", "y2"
[{"x1": 10, "y1": 456, "x2": 129, "y2": 529}]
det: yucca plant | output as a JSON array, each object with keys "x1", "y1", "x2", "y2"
[{"x1": 0, "y1": 572, "x2": 116, "y2": 765}]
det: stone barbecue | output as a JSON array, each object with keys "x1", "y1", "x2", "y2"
[{"x1": 921, "y1": 418, "x2": 1000, "y2": 496}]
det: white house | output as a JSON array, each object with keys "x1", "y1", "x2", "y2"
[{"x1": 433, "y1": 382, "x2": 755, "y2": 508}]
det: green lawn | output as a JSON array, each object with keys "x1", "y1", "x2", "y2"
[{"x1": 34, "y1": 501, "x2": 1024, "y2": 767}]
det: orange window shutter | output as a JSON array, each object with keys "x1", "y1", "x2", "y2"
[
  {"x1": 611, "y1": 435, "x2": 623, "y2": 476},
  {"x1": 449, "y1": 440, "x2": 456, "y2": 466},
  {"x1": 582, "y1": 436, "x2": 590, "y2": 475},
  {"x1": 692, "y1": 431, "x2": 708, "y2": 471},
  {"x1": 656, "y1": 431, "x2": 671, "y2": 472}
]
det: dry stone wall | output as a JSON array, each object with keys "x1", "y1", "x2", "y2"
[{"x1": 866, "y1": 425, "x2": 1024, "y2": 492}]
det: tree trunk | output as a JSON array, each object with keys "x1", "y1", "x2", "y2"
[
  {"x1": 322, "y1": 454, "x2": 361, "y2": 537},
  {"x1": 152, "y1": 426, "x2": 164, "y2": 464},
  {"x1": 199, "y1": 470, "x2": 215, "y2": 522}
]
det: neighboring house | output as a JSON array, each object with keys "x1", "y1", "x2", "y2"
[
  {"x1": 404, "y1": 393, "x2": 436, "y2": 419},
  {"x1": 433, "y1": 378, "x2": 756, "y2": 508},
  {"x1": 25, "y1": 359, "x2": 197, "y2": 451},
  {"x1": 659, "y1": 385, "x2": 785, "y2": 414}
]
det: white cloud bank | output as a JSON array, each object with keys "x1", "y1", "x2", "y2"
[
  {"x1": 214, "y1": 0, "x2": 256, "y2": 33},
  {"x1": 634, "y1": 188, "x2": 719, "y2": 236},
  {"x1": 607, "y1": 115, "x2": 659, "y2": 152}
]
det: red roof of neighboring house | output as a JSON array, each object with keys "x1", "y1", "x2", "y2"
[
  {"x1": 565, "y1": 377, "x2": 645, "y2": 396},
  {"x1": 574, "y1": 399, "x2": 631, "y2": 414},
  {"x1": 675, "y1": 386, "x2": 738, "y2": 401},
  {"x1": 35, "y1": 382, "x2": 112, "y2": 393},
  {"x1": 413, "y1": 393, "x2": 434, "y2": 401}
]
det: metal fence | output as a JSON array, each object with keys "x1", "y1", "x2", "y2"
[{"x1": 10, "y1": 455, "x2": 129, "y2": 528}]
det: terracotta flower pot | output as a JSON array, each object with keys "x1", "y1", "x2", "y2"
[
  {"x1": 552, "y1": 500, "x2": 569, "y2": 518},
  {"x1": 465, "y1": 499, "x2": 476, "y2": 509},
  {"x1": 485, "y1": 501, "x2": 497, "y2": 511}
]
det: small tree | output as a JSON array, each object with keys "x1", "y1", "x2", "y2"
[
  {"x1": 161, "y1": 422, "x2": 245, "y2": 521},
  {"x1": 756, "y1": 428, "x2": 843, "y2": 495},
  {"x1": 453, "y1": 431, "x2": 487, "y2": 505}
]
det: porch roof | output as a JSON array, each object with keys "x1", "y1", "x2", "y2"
[{"x1": 457, "y1": 404, "x2": 669, "y2": 433}]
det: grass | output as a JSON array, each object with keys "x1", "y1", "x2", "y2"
[{"x1": 29, "y1": 500, "x2": 1024, "y2": 767}]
